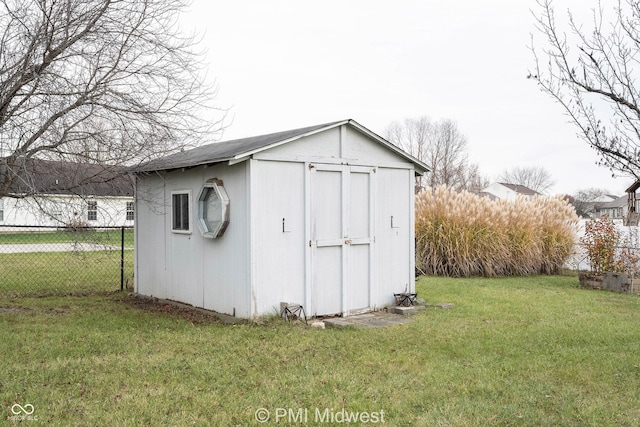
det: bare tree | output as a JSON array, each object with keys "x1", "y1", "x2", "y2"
[
  {"x1": 459, "y1": 162, "x2": 490, "y2": 193},
  {"x1": 499, "y1": 166, "x2": 555, "y2": 194},
  {"x1": 385, "y1": 116, "x2": 431, "y2": 190},
  {"x1": 385, "y1": 116, "x2": 487, "y2": 191},
  {"x1": 0, "y1": 0, "x2": 223, "y2": 199},
  {"x1": 429, "y1": 119, "x2": 470, "y2": 189},
  {"x1": 530, "y1": 0, "x2": 640, "y2": 179}
]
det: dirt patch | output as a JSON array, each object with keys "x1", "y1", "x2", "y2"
[
  {"x1": 119, "y1": 294, "x2": 228, "y2": 325},
  {"x1": 0, "y1": 306, "x2": 69, "y2": 314},
  {"x1": 0, "y1": 306, "x2": 33, "y2": 313}
]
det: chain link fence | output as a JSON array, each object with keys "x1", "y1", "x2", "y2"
[{"x1": 0, "y1": 225, "x2": 134, "y2": 297}]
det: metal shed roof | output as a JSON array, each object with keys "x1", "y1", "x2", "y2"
[{"x1": 136, "y1": 119, "x2": 430, "y2": 174}]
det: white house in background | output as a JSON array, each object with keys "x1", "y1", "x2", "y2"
[
  {"x1": 597, "y1": 195, "x2": 627, "y2": 220},
  {"x1": 0, "y1": 158, "x2": 134, "y2": 228},
  {"x1": 482, "y1": 182, "x2": 541, "y2": 201},
  {"x1": 134, "y1": 119, "x2": 430, "y2": 319},
  {"x1": 592, "y1": 194, "x2": 619, "y2": 203}
]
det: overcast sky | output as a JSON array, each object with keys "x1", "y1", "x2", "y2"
[{"x1": 183, "y1": 0, "x2": 634, "y2": 196}]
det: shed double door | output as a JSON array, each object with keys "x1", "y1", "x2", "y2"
[{"x1": 309, "y1": 164, "x2": 374, "y2": 316}]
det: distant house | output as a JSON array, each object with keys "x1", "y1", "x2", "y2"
[
  {"x1": 0, "y1": 158, "x2": 134, "y2": 227},
  {"x1": 592, "y1": 194, "x2": 619, "y2": 203},
  {"x1": 570, "y1": 193, "x2": 619, "y2": 218},
  {"x1": 590, "y1": 194, "x2": 619, "y2": 218},
  {"x1": 597, "y1": 195, "x2": 627, "y2": 219},
  {"x1": 481, "y1": 182, "x2": 540, "y2": 201}
]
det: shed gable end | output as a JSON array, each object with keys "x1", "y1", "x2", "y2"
[
  {"x1": 255, "y1": 124, "x2": 415, "y2": 167},
  {"x1": 342, "y1": 126, "x2": 410, "y2": 165},
  {"x1": 259, "y1": 126, "x2": 341, "y2": 160}
]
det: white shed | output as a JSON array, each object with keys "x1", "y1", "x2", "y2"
[{"x1": 134, "y1": 119, "x2": 429, "y2": 319}]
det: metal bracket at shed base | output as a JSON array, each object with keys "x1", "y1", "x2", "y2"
[
  {"x1": 280, "y1": 302, "x2": 307, "y2": 324},
  {"x1": 394, "y1": 292, "x2": 417, "y2": 307}
]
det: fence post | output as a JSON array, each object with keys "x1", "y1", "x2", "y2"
[{"x1": 120, "y1": 226, "x2": 125, "y2": 291}]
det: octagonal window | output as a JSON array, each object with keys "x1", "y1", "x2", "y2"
[{"x1": 197, "y1": 179, "x2": 229, "y2": 238}]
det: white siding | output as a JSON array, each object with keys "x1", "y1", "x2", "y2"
[
  {"x1": 342, "y1": 127, "x2": 408, "y2": 165},
  {"x1": 251, "y1": 160, "x2": 306, "y2": 315},
  {"x1": 0, "y1": 195, "x2": 134, "y2": 227},
  {"x1": 135, "y1": 173, "x2": 167, "y2": 298},
  {"x1": 483, "y1": 183, "x2": 517, "y2": 201},
  {"x1": 259, "y1": 127, "x2": 341, "y2": 160},
  {"x1": 135, "y1": 163, "x2": 250, "y2": 317},
  {"x1": 375, "y1": 167, "x2": 414, "y2": 305},
  {"x1": 163, "y1": 170, "x2": 203, "y2": 308},
  {"x1": 201, "y1": 163, "x2": 250, "y2": 317}
]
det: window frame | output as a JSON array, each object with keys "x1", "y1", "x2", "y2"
[
  {"x1": 126, "y1": 201, "x2": 135, "y2": 221},
  {"x1": 87, "y1": 200, "x2": 98, "y2": 222},
  {"x1": 196, "y1": 179, "x2": 230, "y2": 239},
  {"x1": 171, "y1": 191, "x2": 192, "y2": 234}
]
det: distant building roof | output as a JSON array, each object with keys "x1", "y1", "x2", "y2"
[
  {"x1": 589, "y1": 194, "x2": 618, "y2": 203},
  {"x1": 475, "y1": 191, "x2": 499, "y2": 201},
  {"x1": 599, "y1": 195, "x2": 627, "y2": 209},
  {"x1": 6, "y1": 158, "x2": 133, "y2": 198},
  {"x1": 497, "y1": 182, "x2": 540, "y2": 196}
]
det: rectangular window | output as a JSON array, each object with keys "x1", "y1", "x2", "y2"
[
  {"x1": 172, "y1": 192, "x2": 190, "y2": 232},
  {"x1": 0, "y1": 198, "x2": 4, "y2": 222},
  {"x1": 87, "y1": 200, "x2": 97, "y2": 221},
  {"x1": 126, "y1": 201, "x2": 135, "y2": 221}
]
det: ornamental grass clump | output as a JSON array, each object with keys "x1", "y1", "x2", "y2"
[{"x1": 415, "y1": 186, "x2": 578, "y2": 277}]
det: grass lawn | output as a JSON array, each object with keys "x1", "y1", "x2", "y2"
[
  {"x1": 0, "y1": 250, "x2": 133, "y2": 296},
  {"x1": 0, "y1": 229, "x2": 134, "y2": 246},
  {"x1": 0, "y1": 226, "x2": 133, "y2": 297},
  {"x1": 1, "y1": 275, "x2": 639, "y2": 426}
]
